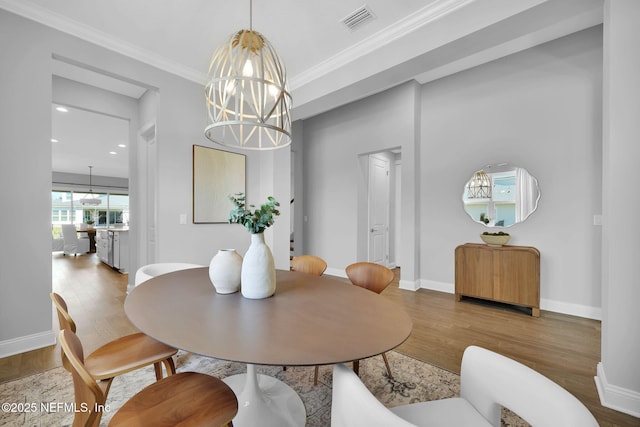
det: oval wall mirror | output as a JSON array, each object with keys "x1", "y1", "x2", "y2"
[{"x1": 462, "y1": 163, "x2": 540, "y2": 227}]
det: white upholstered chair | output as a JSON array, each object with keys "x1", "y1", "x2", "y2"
[
  {"x1": 331, "y1": 345, "x2": 599, "y2": 427},
  {"x1": 134, "y1": 263, "x2": 204, "y2": 287},
  {"x1": 61, "y1": 223, "x2": 90, "y2": 256}
]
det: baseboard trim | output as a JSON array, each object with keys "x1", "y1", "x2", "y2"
[
  {"x1": 419, "y1": 279, "x2": 455, "y2": 294},
  {"x1": 399, "y1": 279, "x2": 421, "y2": 291},
  {"x1": 412, "y1": 281, "x2": 601, "y2": 320},
  {"x1": 0, "y1": 330, "x2": 57, "y2": 358},
  {"x1": 595, "y1": 362, "x2": 640, "y2": 418},
  {"x1": 540, "y1": 298, "x2": 601, "y2": 320}
]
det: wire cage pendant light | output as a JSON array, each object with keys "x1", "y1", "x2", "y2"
[
  {"x1": 204, "y1": 0, "x2": 292, "y2": 150},
  {"x1": 466, "y1": 170, "x2": 492, "y2": 199}
]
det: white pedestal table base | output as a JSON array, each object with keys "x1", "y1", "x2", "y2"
[{"x1": 223, "y1": 364, "x2": 306, "y2": 427}]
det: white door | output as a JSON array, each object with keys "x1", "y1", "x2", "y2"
[{"x1": 368, "y1": 154, "x2": 390, "y2": 266}]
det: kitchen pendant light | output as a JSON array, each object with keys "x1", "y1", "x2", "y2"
[
  {"x1": 204, "y1": 0, "x2": 291, "y2": 150},
  {"x1": 80, "y1": 166, "x2": 101, "y2": 206}
]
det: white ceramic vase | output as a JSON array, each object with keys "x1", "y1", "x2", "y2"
[
  {"x1": 241, "y1": 233, "x2": 276, "y2": 299},
  {"x1": 209, "y1": 249, "x2": 242, "y2": 294}
]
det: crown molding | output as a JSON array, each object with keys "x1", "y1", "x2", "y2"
[
  {"x1": 0, "y1": 0, "x2": 206, "y2": 84},
  {"x1": 2, "y1": 0, "x2": 475, "y2": 93},
  {"x1": 289, "y1": 0, "x2": 475, "y2": 90}
]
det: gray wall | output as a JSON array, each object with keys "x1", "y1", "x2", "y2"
[
  {"x1": 301, "y1": 27, "x2": 603, "y2": 318},
  {"x1": 421, "y1": 26, "x2": 603, "y2": 316},
  {"x1": 301, "y1": 82, "x2": 420, "y2": 282},
  {"x1": 0, "y1": 9, "x2": 289, "y2": 356}
]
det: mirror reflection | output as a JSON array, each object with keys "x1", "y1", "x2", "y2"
[{"x1": 462, "y1": 163, "x2": 540, "y2": 227}]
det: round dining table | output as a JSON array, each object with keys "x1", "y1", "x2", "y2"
[{"x1": 125, "y1": 267, "x2": 412, "y2": 427}]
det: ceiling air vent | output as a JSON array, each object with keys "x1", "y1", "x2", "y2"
[{"x1": 342, "y1": 5, "x2": 376, "y2": 31}]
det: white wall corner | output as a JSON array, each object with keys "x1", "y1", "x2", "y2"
[
  {"x1": 540, "y1": 298, "x2": 602, "y2": 320},
  {"x1": 0, "y1": 331, "x2": 57, "y2": 358},
  {"x1": 399, "y1": 279, "x2": 421, "y2": 291},
  {"x1": 419, "y1": 279, "x2": 455, "y2": 294},
  {"x1": 595, "y1": 362, "x2": 640, "y2": 418}
]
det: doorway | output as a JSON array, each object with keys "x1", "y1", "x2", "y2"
[
  {"x1": 51, "y1": 58, "x2": 151, "y2": 286},
  {"x1": 365, "y1": 149, "x2": 401, "y2": 268}
]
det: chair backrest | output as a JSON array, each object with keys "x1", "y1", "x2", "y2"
[
  {"x1": 331, "y1": 363, "x2": 416, "y2": 427},
  {"x1": 291, "y1": 255, "x2": 327, "y2": 276},
  {"x1": 61, "y1": 224, "x2": 79, "y2": 244},
  {"x1": 461, "y1": 346, "x2": 599, "y2": 427},
  {"x1": 58, "y1": 329, "x2": 107, "y2": 427},
  {"x1": 345, "y1": 262, "x2": 394, "y2": 294},
  {"x1": 50, "y1": 292, "x2": 76, "y2": 332}
]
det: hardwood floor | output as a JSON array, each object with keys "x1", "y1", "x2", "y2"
[{"x1": 1, "y1": 255, "x2": 637, "y2": 426}]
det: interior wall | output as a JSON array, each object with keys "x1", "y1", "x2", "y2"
[
  {"x1": 0, "y1": 8, "x2": 289, "y2": 355},
  {"x1": 0, "y1": 11, "x2": 54, "y2": 354},
  {"x1": 300, "y1": 26, "x2": 603, "y2": 318},
  {"x1": 420, "y1": 26, "x2": 603, "y2": 317},
  {"x1": 301, "y1": 82, "x2": 419, "y2": 277},
  {"x1": 598, "y1": 0, "x2": 640, "y2": 416}
]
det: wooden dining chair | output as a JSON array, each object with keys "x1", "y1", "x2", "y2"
[
  {"x1": 345, "y1": 262, "x2": 395, "y2": 378},
  {"x1": 50, "y1": 292, "x2": 177, "y2": 387},
  {"x1": 313, "y1": 261, "x2": 396, "y2": 385},
  {"x1": 290, "y1": 255, "x2": 327, "y2": 276},
  {"x1": 59, "y1": 329, "x2": 238, "y2": 427}
]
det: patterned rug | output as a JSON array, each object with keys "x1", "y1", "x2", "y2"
[{"x1": 0, "y1": 351, "x2": 528, "y2": 426}]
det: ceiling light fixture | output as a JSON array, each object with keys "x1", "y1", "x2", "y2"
[
  {"x1": 204, "y1": 0, "x2": 291, "y2": 150},
  {"x1": 55, "y1": 106, "x2": 68, "y2": 113},
  {"x1": 80, "y1": 166, "x2": 102, "y2": 205}
]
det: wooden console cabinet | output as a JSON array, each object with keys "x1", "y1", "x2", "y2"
[{"x1": 455, "y1": 243, "x2": 540, "y2": 317}]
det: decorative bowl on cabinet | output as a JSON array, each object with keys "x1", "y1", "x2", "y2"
[{"x1": 480, "y1": 233, "x2": 511, "y2": 247}]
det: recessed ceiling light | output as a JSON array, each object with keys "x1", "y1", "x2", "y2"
[
  {"x1": 117, "y1": 144, "x2": 127, "y2": 148},
  {"x1": 55, "y1": 106, "x2": 68, "y2": 113},
  {"x1": 51, "y1": 138, "x2": 58, "y2": 143},
  {"x1": 109, "y1": 151, "x2": 117, "y2": 155}
]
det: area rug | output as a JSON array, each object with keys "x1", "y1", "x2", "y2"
[{"x1": 0, "y1": 351, "x2": 528, "y2": 426}]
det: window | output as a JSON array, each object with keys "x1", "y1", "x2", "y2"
[{"x1": 51, "y1": 190, "x2": 129, "y2": 229}]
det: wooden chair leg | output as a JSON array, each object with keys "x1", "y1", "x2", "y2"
[
  {"x1": 353, "y1": 360, "x2": 360, "y2": 376},
  {"x1": 163, "y1": 356, "x2": 176, "y2": 376},
  {"x1": 382, "y1": 352, "x2": 393, "y2": 379},
  {"x1": 154, "y1": 357, "x2": 176, "y2": 380},
  {"x1": 154, "y1": 362, "x2": 163, "y2": 380},
  {"x1": 314, "y1": 366, "x2": 319, "y2": 385}
]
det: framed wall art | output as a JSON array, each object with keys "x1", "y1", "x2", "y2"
[{"x1": 193, "y1": 144, "x2": 246, "y2": 223}]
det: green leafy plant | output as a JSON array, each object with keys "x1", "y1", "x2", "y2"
[
  {"x1": 228, "y1": 192, "x2": 280, "y2": 234},
  {"x1": 482, "y1": 231, "x2": 509, "y2": 236}
]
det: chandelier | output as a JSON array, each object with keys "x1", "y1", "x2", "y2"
[
  {"x1": 80, "y1": 166, "x2": 101, "y2": 205},
  {"x1": 466, "y1": 170, "x2": 492, "y2": 199},
  {"x1": 204, "y1": 0, "x2": 292, "y2": 150}
]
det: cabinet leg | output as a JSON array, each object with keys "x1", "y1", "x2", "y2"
[
  {"x1": 455, "y1": 293, "x2": 462, "y2": 302},
  {"x1": 532, "y1": 307, "x2": 540, "y2": 317}
]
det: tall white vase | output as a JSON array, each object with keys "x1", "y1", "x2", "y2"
[
  {"x1": 241, "y1": 233, "x2": 276, "y2": 299},
  {"x1": 209, "y1": 249, "x2": 242, "y2": 294}
]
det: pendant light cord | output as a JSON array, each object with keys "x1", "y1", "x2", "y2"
[{"x1": 249, "y1": 0, "x2": 253, "y2": 31}]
